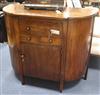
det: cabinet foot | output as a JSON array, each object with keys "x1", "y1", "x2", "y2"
[
  {"x1": 22, "y1": 81, "x2": 25, "y2": 85},
  {"x1": 21, "y1": 76, "x2": 25, "y2": 85},
  {"x1": 83, "y1": 66, "x2": 88, "y2": 80},
  {"x1": 59, "y1": 80, "x2": 64, "y2": 92}
]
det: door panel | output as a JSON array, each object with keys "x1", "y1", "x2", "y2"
[{"x1": 21, "y1": 43, "x2": 61, "y2": 81}]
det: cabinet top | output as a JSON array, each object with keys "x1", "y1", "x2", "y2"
[{"x1": 3, "y1": 3, "x2": 99, "y2": 19}]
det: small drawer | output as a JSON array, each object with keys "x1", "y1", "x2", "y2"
[
  {"x1": 20, "y1": 35, "x2": 61, "y2": 46},
  {"x1": 19, "y1": 17, "x2": 62, "y2": 38}
]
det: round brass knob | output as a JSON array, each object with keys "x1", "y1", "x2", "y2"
[
  {"x1": 49, "y1": 39, "x2": 53, "y2": 43},
  {"x1": 21, "y1": 58, "x2": 24, "y2": 62},
  {"x1": 26, "y1": 26, "x2": 30, "y2": 31},
  {"x1": 20, "y1": 54, "x2": 24, "y2": 58},
  {"x1": 27, "y1": 37, "x2": 31, "y2": 41}
]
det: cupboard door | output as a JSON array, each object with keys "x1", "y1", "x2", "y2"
[{"x1": 21, "y1": 43, "x2": 61, "y2": 81}]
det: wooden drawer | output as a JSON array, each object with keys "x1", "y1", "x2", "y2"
[
  {"x1": 20, "y1": 35, "x2": 61, "y2": 46},
  {"x1": 19, "y1": 17, "x2": 62, "y2": 36},
  {"x1": 19, "y1": 17, "x2": 62, "y2": 45}
]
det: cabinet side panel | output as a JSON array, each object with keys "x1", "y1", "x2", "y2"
[
  {"x1": 65, "y1": 17, "x2": 94, "y2": 81},
  {"x1": 4, "y1": 15, "x2": 20, "y2": 76}
]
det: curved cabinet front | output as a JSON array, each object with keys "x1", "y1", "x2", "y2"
[{"x1": 3, "y1": 4, "x2": 98, "y2": 92}]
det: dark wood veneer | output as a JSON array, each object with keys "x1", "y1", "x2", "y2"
[{"x1": 3, "y1": 4, "x2": 98, "y2": 92}]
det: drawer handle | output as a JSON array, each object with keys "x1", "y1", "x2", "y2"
[
  {"x1": 27, "y1": 37, "x2": 31, "y2": 41},
  {"x1": 26, "y1": 26, "x2": 31, "y2": 31},
  {"x1": 21, "y1": 58, "x2": 24, "y2": 62},
  {"x1": 49, "y1": 39, "x2": 53, "y2": 43},
  {"x1": 20, "y1": 54, "x2": 24, "y2": 58}
]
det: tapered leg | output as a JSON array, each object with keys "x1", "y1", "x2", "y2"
[
  {"x1": 59, "y1": 80, "x2": 64, "y2": 92},
  {"x1": 83, "y1": 66, "x2": 88, "y2": 80},
  {"x1": 20, "y1": 61, "x2": 25, "y2": 85},
  {"x1": 21, "y1": 75, "x2": 25, "y2": 85}
]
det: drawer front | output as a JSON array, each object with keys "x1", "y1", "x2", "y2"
[
  {"x1": 19, "y1": 17, "x2": 62, "y2": 45},
  {"x1": 19, "y1": 17, "x2": 62, "y2": 36},
  {"x1": 20, "y1": 35, "x2": 61, "y2": 46}
]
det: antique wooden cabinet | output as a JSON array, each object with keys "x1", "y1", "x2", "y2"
[{"x1": 3, "y1": 3, "x2": 98, "y2": 92}]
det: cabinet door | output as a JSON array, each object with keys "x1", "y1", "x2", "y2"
[{"x1": 21, "y1": 43, "x2": 61, "y2": 81}]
